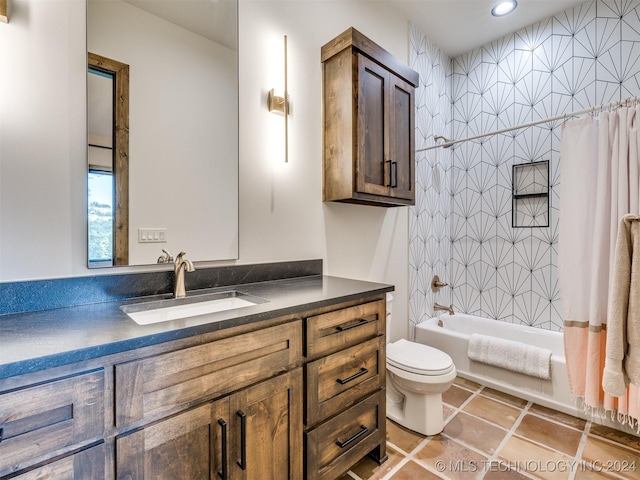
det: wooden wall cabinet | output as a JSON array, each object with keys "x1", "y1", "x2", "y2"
[{"x1": 322, "y1": 27, "x2": 419, "y2": 207}]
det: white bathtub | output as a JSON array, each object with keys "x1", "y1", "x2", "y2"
[{"x1": 414, "y1": 314, "x2": 582, "y2": 418}]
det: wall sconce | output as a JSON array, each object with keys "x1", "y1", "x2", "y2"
[
  {"x1": 0, "y1": 0, "x2": 8, "y2": 23},
  {"x1": 267, "y1": 35, "x2": 289, "y2": 162}
]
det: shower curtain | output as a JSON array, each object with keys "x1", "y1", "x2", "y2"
[{"x1": 559, "y1": 107, "x2": 640, "y2": 428}]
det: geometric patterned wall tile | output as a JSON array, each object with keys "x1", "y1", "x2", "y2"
[
  {"x1": 409, "y1": 25, "x2": 453, "y2": 338},
  {"x1": 410, "y1": 0, "x2": 640, "y2": 334}
]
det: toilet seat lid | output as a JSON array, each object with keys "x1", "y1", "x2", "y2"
[{"x1": 387, "y1": 339, "x2": 454, "y2": 376}]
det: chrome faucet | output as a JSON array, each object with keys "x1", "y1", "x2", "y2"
[
  {"x1": 434, "y1": 303, "x2": 455, "y2": 315},
  {"x1": 173, "y1": 251, "x2": 195, "y2": 298}
]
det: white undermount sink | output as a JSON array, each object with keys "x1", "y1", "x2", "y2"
[{"x1": 121, "y1": 291, "x2": 268, "y2": 325}]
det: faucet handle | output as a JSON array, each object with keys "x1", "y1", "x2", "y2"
[
  {"x1": 157, "y1": 249, "x2": 173, "y2": 264},
  {"x1": 431, "y1": 275, "x2": 449, "y2": 292}
]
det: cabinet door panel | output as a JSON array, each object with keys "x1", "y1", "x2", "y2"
[
  {"x1": 356, "y1": 55, "x2": 390, "y2": 197},
  {"x1": 389, "y1": 75, "x2": 415, "y2": 200},
  {"x1": 116, "y1": 403, "x2": 215, "y2": 480},
  {"x1": 229, "y1": 369, "x2": 303, "y2": 480}
]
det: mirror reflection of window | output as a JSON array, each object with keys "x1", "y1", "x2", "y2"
[
  {"x1": 88, "y1": 169, "x2": 114, "y2": 267},
  {"x1": 87, "y1": 67, "x2": 116, "y2": 267},
  {"x1": 87, "y1": 54, "x2": 130, "y2": 267}
]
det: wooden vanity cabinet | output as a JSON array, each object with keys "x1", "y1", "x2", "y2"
[
  {"x1": 322, "y1": 27, "x2": 418, "y2": 207},
  {"x1": 0, "y1": 291, "x2": 389, "y2": 480}
]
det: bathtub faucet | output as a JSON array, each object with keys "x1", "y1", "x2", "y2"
[{"x1": 434, "y1": 303, "x2": 455, "y2": 315}]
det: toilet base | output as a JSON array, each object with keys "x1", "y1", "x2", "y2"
[{"x1": 386, "y1": 378, "x2": 445, "y2": 436}]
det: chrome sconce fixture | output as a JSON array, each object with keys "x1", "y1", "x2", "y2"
[
  {"x1": 268, "y1": 35, "x2": 290, "y2": 162},
  {"x1": 1, "y1": 0, "x2": 8, "y2": 23}
]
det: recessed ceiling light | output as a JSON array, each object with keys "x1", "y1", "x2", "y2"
[{"x1": 491, "y1": 0, "x2": 518, "y2": 17}]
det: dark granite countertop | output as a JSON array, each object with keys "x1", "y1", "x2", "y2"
[{"x1": 0, "y1": 275, "x2": 393, "y2": 379}]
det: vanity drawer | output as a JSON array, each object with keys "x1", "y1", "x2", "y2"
[
  {"x1": 0, "y1": 369, "x2": 105, "y2": 477},
  {"x1": 305, "y1": 390, "x2": 386, "y2": 480},
  {"x1": 305, "y1": 299, "x2": 385, "y2": 358},
  {"x1": 306, "y1": 336, "x2": 385, "y2": 426},
  {"x1": 115, "y1": 320, "x2": 302, "y2": 426}
]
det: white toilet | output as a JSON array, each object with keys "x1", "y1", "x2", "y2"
[
  {"x1": 384, "y1": 293, "x2": 456, "y2": 436},
  {"x1": 386, "y1": 338, "x2": 456, "y2": 436}
]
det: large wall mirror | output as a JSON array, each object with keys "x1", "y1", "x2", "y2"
[{"x1": 87, "y1": 0, "x2": 239, "y2": 268}]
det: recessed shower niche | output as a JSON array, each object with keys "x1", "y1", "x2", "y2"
[{"x1": 512, "y1": 160, "x2": 550, "y2": 228}]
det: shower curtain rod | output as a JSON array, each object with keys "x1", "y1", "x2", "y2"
[{"x1": 418, "y1": 96, "x2": 640, "y2": 153}]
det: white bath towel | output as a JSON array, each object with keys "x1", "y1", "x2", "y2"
[{"x1": 468, "y1": 334, "x2": 552, "y2": 380}]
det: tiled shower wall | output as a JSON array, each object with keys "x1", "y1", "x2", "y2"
[
  {"x1": 408, "y1": 24, "x2": 453, "y2": 337},
  {"x1": 409, "y1": 0, "x2": 640, "y2": 334}
]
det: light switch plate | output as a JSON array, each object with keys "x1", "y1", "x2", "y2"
[{"x1": 138, "y1": 228, "x2": 167, "y2": 243}]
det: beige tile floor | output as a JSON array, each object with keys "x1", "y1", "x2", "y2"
[{"x1": 340, "y1": 378, "x2": 640, "y2": 480}]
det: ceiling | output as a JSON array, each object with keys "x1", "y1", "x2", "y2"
[
  {"x1": 120, "y1": 0, "x2": 589, "y2": 58},
  {"x1": 385, "y1": 0, "x2": 589, "y2": 58},
  {"x1": 124, "y1": 0, "x2": 237, "y2": 49}
]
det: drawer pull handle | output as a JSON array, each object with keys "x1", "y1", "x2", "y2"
[
  {"x1": 337, "y1": 367, "x2": 368, "y2": 385},
  {"x1": 237, "y1": 410, "x2": 247, "y2": 471},
  {"x1": 217, "y1": 419, "x2": 228, "y2": 480},
  {"x1": 336, "y1": 319, "x2": 368, "y2": 331},
  {"x1": 336, "y1": 425, "x2": 369, "y2": 448}
]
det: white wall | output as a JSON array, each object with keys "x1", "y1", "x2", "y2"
[
  {"x1": 238, "y1": 1, "x2": 411, "y2": 341},
  {"x1": 0, "y1": 0, "x2": 87, "y2": 280},
  {"x1": 0, "y1": 0, "x2": 412, "y2": 341}
]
